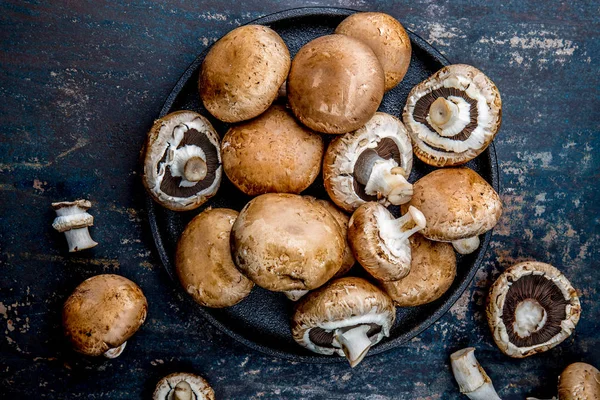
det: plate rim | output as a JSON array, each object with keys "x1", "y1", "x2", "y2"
[{"x1": 146, "y1": 6, "x2": 500, "y2": 363}]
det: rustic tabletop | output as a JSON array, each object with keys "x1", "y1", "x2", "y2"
[{"x1": 1, "y1": 1, "x2": 598, "y2": 399}]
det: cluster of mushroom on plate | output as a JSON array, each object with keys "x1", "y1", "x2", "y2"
[{"x1": 51, "y1": 11, "x2": 596, "y2": 400}]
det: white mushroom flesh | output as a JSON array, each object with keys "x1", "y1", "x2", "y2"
[
  {"x1": 452, "y1": 236, "x2": 481, "y2": 254},
  {"x1": 334, "y1": 324, "x2": 372, "y2": 368},
  {"x1": 173, "y1": 381, "x2": 193, "y2": 400},
  {"x1": 427, "y1": 96, "x2": 472, "y2": 137},
  {"x1": 364, "y1": 158, "x2": 413, "y2": 205},
  {"x1": 450, "y1": 347, "x2": 501, "y2": 400},
  {"x1": 513, "y1": 299, "x2": 548, "y2": 339},
  {"x1": 169, "y1": 145, "x2": 207, "y2": 187},
  {"x1": 378, "y1": 205, "x2": 426, "y2": 259},
  {"x1": 103, "y1": 341, "x2": 127, "y2": 359},
  {"x1": 52, "y1": 202, "x2": 98, "y2": 252}
]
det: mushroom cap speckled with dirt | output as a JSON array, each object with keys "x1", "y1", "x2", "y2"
[
  {"x1": 231, "y1": 193, "x2": 344, "y2": 292},
  {"x1": 323, "y1": 112, "x2": 413, "y2": 212},
  {"x1": 153, "y1": 372, "x2": 215, "y2": 400},
  {"x1": 62, "y1": 274, "x2": 147, "y2": 358},
  {"x1": 401, "y1": 167, "x2": 502, "y2": 254},
  {"x1": 292, "y1": 277, "x2": 395, "y2": 367},
  {"x1": 199, "y1": 25, "x2": 290, "y2": 123},
  {"x1": 176, "y1": 208, "x2": 253, "y2": 308},
  {"x1": 287, "y1": 34, "x2": 385, "y2": 134},
  {"x1": 557, "y1": 362, "x2": 600, "y2": 400},
  {"x1": 142, "y1": 110, "x2": 222, "y2": 211},
  {"x1": 335, "y1": 12, "x2": 411, "y2": 91},
  {"x1": 221, "y1": 104, "x2": 324, "y2": 196},
  {"x1": 382, "y1": 234, "x2": 456, "y2": 307},
  {"x1": 486, "y1": 261, "x2": 581, "y2": 358},
  {"x1": 403, "y1": 64, "x2": 502, "y2": 167}
]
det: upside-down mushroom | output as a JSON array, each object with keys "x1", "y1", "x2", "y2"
[{"x1": 153, "y1": 372, "x2": 215, "y2": 400}]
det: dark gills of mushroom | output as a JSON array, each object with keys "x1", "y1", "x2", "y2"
[
  {"x1": 142, "y1": 110, "x2": 222, "y2": 211},
  {"x1": 324, "y1": 112, "x2": 413, "y2": 213},
  {"x1": 292, "y1": 277, "x2": 395, "y2": 367},
  {"x1": 403, "y1": 64, "x2": 502, "y2": 167},
  {"x1": 487, "y1": 261, "x2": 581, "y2": 358},
  {"x1": 348, "y1": 203, "x2": 426, "y2": 281}
]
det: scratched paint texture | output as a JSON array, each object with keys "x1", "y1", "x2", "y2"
[{"x1": 0, "y1": 0, "x2": 598, "y2": 398}]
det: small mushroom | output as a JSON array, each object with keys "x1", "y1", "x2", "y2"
[
  {"x1": 335, "y1": 12, "x2": 411, "y2": 91},
  {"x1": 52, "y1": 199, "x2": 98, "y2": 252},
  {"x1": 402, "y1": 168, "x2": 502, "y2": 254},
  {"x1": 403, "y1": 64, "x2": 502, "y2": 167},
  {"x1": 323, "y1": 112, "x2": 414, "y2": 212},
  {"x1": 382, "y1": 234, "x2": 456, "y2": 306},
  {"x1": 199, "y1": 25, "x2": 290, "y2": 123},
  {"x1": 221, "y1": 105, "x2": 324, "y2": 196},
  {"x1": 153, "y1": 372, "x2": 215, "y2": 400},
  {"x1": 292, "y1": 277, "x2": 395, "y2": 367},
  {"x1": 176, "y1": 208, "x2": 254, "y2": 308},
  {"x1": 231, "y1": 193, "x2": 344, "y2": 294},
  {"x1": 558, "y1": 363, "x2": 600, "y2": 400},
  {"x1": 450, "y1": 347, "x2": 501, "y2": 400},
  {"x1": 63, "y1": 274, "x2": 147, "y2": 358},
  {"x1": 486, "y1": 261, "x2": 581, "y2": 358},
  {"x1": 348, "y1": 203, "x2": 426, "y2": 282},
  {"x1": 287, "y1": 34, "x2": 385, "y2": 134},
  {"x1": 142, "y1": 111, "x2": 222, "y2": 211}
]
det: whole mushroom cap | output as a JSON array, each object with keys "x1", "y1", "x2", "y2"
[
  {"x1": 199, "y1": 25, "x2": 290, "y2": 123},
  {"x1": 486, "y1": 261, "x2": 581, "y2": 358},
  {"x1": 221, "y1": 105, "x2": 324, "y2": 196},
  {"x1": 402, "y1": 167, "x2": 502, "y2": 242},
  {"x1": 558, "y1": 362, "x2": 600, "y2": 400},
  {"x1": 231, "y1": 193, "x2": 344, "y2": 291},
  {"x1": 287, "y1": 34, "x2": 385, "y2": 134},
  {"x1": 153, "y1": 372, "x2": 215, "y2": 400},
  {"x1": 335, "y1": 12, "x2": 411, "y2": 91},
  {"x1": 176, "y1": 208, "x2": 253, "y2": 308},
  {"x1": 403, "y1": 64, "x2": 502, "y2": 167},
  {"x1": 63, "y1": 274, "x2": 147, "y2": 357},
  {"x1": 382, "y1": 234, "x2": 456, "y2": 307},
  {"x1": 142, "y1": 110, "x2": 222, "y2": 211}
]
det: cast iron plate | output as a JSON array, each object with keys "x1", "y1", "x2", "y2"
[{"x1": 146, "y1": 7, "x2": 500, "y2": 362}]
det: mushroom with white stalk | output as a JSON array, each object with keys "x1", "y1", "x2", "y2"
[
  {"x1": 487, "y1": 261, "x2": 581, "y2": 358},
  {"x1": 153, "y1": 372, "x2": 215, "y2": 400},
  {"x1": 348, "y1": 203, "x2": 426, "y2": 281},
  {"x1": 527, "y1": 362, "x2": 600, "y2": 400},
  {"x1": 450, "y1": 347, "x2": 501, "y2": 400},
  {"x1": 62, "y1": 274, "x2": 147, "y2": 358},
  {"x1": 403, "y1": 64, "x2": 502, "y2": 167},
  {"x1": 323, "y1": 112, "x2": 414, "y2": 212},
  {"x1": 292, "y1": 277, "x2": 395, "y2": 367},
  {"x1": 52, "y1": 199, "x2": 98, "y2": 252},
  {"x1": 142, "y1": 110, "x2": 222, "y2": 211},
  {"x1": 402, "y1": 167, "x2": 502, "y2": 254}
]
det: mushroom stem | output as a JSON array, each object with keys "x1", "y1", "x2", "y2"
[
  {"x1": 380, "y1": 206, "x2": 426, "y2": 242},
  {"x1": 429, "y1": 97, "x2": 457, "y2": 126},
  {"x1": 334, "y1": 325, "x2": 372, "y2": 368},
  {"x1": 173, "y1": 381, "x2": 193, "y2": 400},
  {"x1": 52, "y1": 201, "x2": 98, "y2": 252},
  {"x1": 284, "y1": 290, "x2": 309, "y2": 301},
  {"x1": 184, "y1": 156, "x2": 208, "y2": 182},
  {"x1": 452, "y1": 236, "x2": 480, "y2": 254},
  {"x1": 450, "y1": 347, "x2": 501, "y2": 400},
  {"x1": 427, "y1": 97, "x2": 471, "y2": 137},
  {"x1": 355, "y1": 150, "x2": 413, "y2": 205},
  {"x1": 103, "y1": 341, "x2": 127, "y2": 359},
  {"x1": 64, "y1": 228, "x2": 99, "y2": 253}
]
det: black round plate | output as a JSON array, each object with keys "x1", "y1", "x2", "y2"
[{"x1": 146, "y1": 7, "x2": 499, "y2": 363}]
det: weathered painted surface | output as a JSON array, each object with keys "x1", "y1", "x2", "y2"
[{"x1": 0, "y1": 1, "x2": 598, "y2": 399}]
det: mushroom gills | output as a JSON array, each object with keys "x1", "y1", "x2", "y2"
[
  {"x1": 103, "y1": 341, "x2": 127, "y2": 359},
  {"x1": 452, "y1": 236, "x2": 480, "y2": 254},
  {"x1": 502, "y1": 274, "x2": 569, "y2": 348}
]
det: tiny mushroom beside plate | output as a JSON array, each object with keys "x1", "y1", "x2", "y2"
[
  {"x1": 557, "y1": 362, "x2": 600, "y2": 400},
  {"x1": 403, "y1": 64, "x2": 502, "y2": 167},
  {"x1": 402, "y1": 167, "x2": 502, "y2": 254},
  {"x1": 486, "y1": 261, "x2": 581, "y2": 358},
  {"x1": 62, "y1": 274, "x2": 147, "y2": 358},
  {"x1": 292, "y1": 277, "x2": 395, "y2": 367},
  {"x1": 176, "y1": 208, "x2": 253, "y2": 308},
  {"x1": 323, "y1": 112, "x2": 414, "y2": 212},
  {"x1": 153, "y1": 372, "x2": 215, "y2": 400},
  {"x1": 142, "y1": 110, "x2": 222, "y2": 211}
]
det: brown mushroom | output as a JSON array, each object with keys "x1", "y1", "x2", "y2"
[
  {"x1": 287, "y1": 34, "x2": 385, "y2": 134},
  {"x1": 176, "y1": 208, "x2": 253, "y2": 308},
  {"x1": 231, "y1": 193, "x2": 344, "y2": 293},
  {"x1": 63, "y1": 274, "x2": 147, "y2": 358},
  {"x1": 292, "y1": 277, "x2": 395, "y2": 367},
  {"x1": 403, "y1": 64, "x2": 502, "y2": 167},
  {"x1": 558, "y1": 362, "x2": 600, "y2": 400},
  {"x1": 142, "y1": 111, "x2": 222, "y2": 211},
  {"x1": 402, "y1": 168, "x2": 502, "y2": 254},
  {"x1": 199, "y1": 25, "x2": 290, "y2": 123},
  {"x1": 153, "y1": 372, "x2": 215, "y2": 400},
  {"x1": 335, "y1": 12, "x2": 411, "y2": 91},
  {"x1": 382, "y1": 234, "x2": 456, "y2": 306},
  {"x1": 487, "y1": 261, "x2": 581, "y2": 358},
  {"x1": 221, "y1": 105, "x2": 324, "y2": 196}
]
